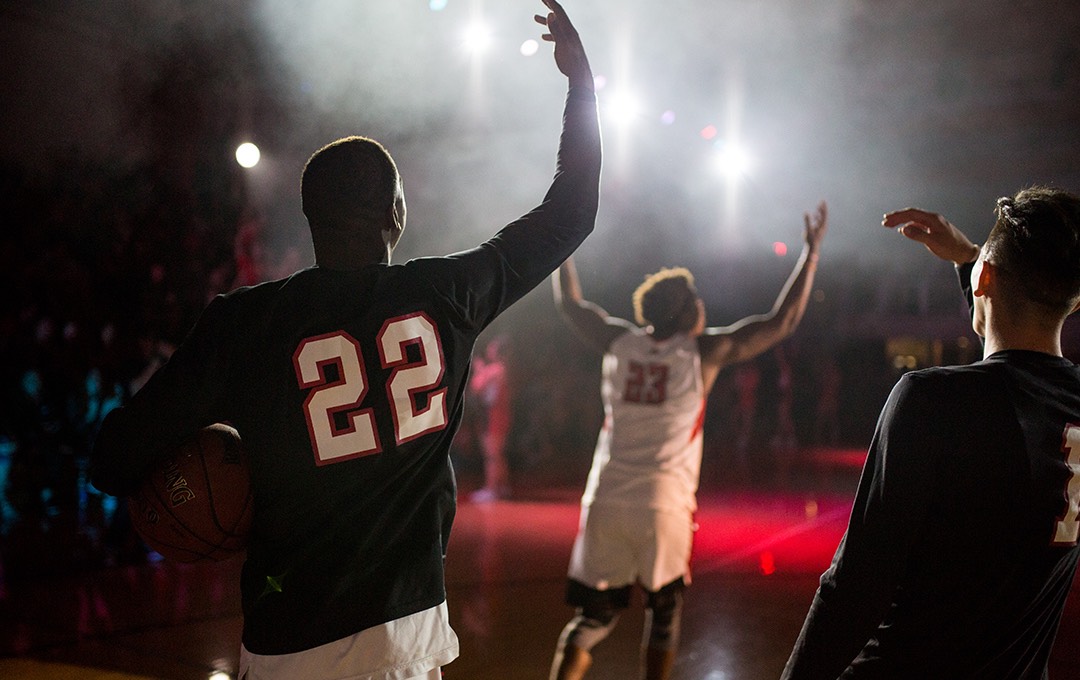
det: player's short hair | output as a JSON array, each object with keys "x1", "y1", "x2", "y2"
[
  {"x1": 983, "y1": 186, "x2": 1080, "y2": 315},
  {"x1": 301, "y1": 136, "x2": 400, "y2": 230},
  {"x1": 632, "y1": 267, "x2": 696, "y2": 327}
]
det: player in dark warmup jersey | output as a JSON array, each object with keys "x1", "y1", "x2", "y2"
[
  {"x1": 782, "y1": 187, "x2": 1080, "y2": 679},
  {"x1": 90, "y1": 2, "x2": 599, "y2": 678}
]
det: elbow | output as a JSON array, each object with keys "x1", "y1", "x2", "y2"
[{"x1": 775, "y1": 305, "x2": 807, "y2": 339}]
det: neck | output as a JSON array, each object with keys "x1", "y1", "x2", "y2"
[
  {"x1": 982, "y1": 313, "x2": 1064, "y2": 358},
  {"x1": 314, "y1": 242, "x2": 391, "y2": 270}
]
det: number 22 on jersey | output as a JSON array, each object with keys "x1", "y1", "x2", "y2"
[
  {"x1": 1053, "y1": 423, "x2": 1080, "y2": 546},
  {"x1": 293, "y1": 313, "x2": 448, "y2": 465}
]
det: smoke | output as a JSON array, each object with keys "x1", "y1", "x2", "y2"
[{"x1": 3, "y1": 0, "x2": 1079, "y2": 265}]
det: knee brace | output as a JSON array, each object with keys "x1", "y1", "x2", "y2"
[
  {"x1": 645, "y1": 579, "x2": 685, "y2": 650},
  {"x1": 560, "y1": 580, "x2": 630, "y2": 651},
  {"x1": 561, "y1": 608, "x2": 620, "y2": 652}
]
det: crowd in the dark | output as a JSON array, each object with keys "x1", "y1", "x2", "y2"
[{"x1": 0, "y1": 146, "x2": 254, "y2": 580}]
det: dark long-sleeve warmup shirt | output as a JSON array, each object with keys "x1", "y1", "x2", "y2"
[
  {"x1": 91, "y1": 87, "x2": 601, "y2": 655},
  {"x1": 782, "y1": 262, "x2": 1080, "y2": 679}
]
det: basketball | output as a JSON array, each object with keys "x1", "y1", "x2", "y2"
[{"x1": 128, "y1": 423, "x2": 254, "y2": 563}]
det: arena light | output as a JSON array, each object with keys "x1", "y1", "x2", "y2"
[
  {"x1": 462, "y1": 21, "x2": 492, "y2": 54},
  {"x1": 604, "y1": 90, "x2": 640, "y2": 129},
  {"x1": 713, "y1": 140, "x2": 751, "y2": 179},
  {"x1": 235, "y1": 142, "x2": 261, "y2": 169},
  {"x1": 429, "y1": 0, "x2": 448, "y2": 10},
  {"x1": 520, "y1": 39, "x2": 539, "y2": 57}
]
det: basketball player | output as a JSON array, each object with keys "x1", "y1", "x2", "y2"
[
  {"x1": 782, "y1": 187, "x2": 1080, "y2": 678},
  {"x1": 549, "y1": 203, "x2": 828, "y2": 680},
  {"x1": 90, "y1": 2, "x2": 599, "y2": 678}
]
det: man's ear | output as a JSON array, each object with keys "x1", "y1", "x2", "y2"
[{"x1": 972, "y1": 259, "x2": 994, "y2": 298}]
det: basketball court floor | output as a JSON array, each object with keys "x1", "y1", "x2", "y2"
[{"x1": 2, "y1": 451, "x2": 1079, "y2": 680}]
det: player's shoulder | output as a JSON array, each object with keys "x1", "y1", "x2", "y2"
[
  {"x1": 609, "y1": 325, "x2": 648, "y2": 349},
  {"x1": 211, "y1": 267, "x2": 318, "y2": 315},
  {"x1": 892, "y1": 362, "x2": 1001, "y2": 403}
]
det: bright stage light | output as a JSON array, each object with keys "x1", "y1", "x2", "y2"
[
  {"x1": 429, "y1": 0, "x2": 448, "y2": 10},
  {"x1": 462, "y1": 22, "x2": 492, "y2": 53},
  {"x1": 235, "y1": 142, "x2": 260, "y2": 169},
  {"x1": 605, "y1": 91, "x2": 640, "y2": 129},
  {"x1": 520, "y1": 39, "x2": 539, "y2": 57},
  {"x1": 660, "y1": 110, "x2": 676, "y2": 125},
  {"x1": 713, "y1": 141, "x2": 751, "y2": 178}
]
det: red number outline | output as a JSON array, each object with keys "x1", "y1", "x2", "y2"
[
  {"x1": 293, "y1": 331, "x2": 382, "y2": 466},
  {"x1": 378, "y1": 312, "x2": 449, "y2": 444}
]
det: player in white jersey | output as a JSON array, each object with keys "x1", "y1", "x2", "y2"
[{"x1": 549, "y1": 203, "x2": 827, "y2": 680}]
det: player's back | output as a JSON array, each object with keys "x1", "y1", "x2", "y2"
[
  {"x1": 584, "y1": 329, "x2": 705, "y2": 512},
  {"x1": 200, "y1": 260, "x2": 488, "y2": 652},
  {"x1": 853, "y1": 349, "x2": 1080, "y2": 677}
]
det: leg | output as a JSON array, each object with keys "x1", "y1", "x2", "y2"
[
  {"x1": 550, "y1": 618, "x2": 594, "y2": 680},
  {"x1": 641, "y1": 578, "x2": 685, "y2": 680},
  {"x1": 550, "y1": 581, "x2": 630, "y2": 680}
]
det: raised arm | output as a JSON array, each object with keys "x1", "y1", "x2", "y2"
[
  {"x1": 697, "y1": 202, "x2": 827, "y2": 383},
  {"x1": 442, "y1": 0, "x2": 601, "y2": 326},
  {"x1": 553, "y1": 256, "x2": 633, "y2": 354},
  {"x1": 882, "y1": 206, "x2": 982, "y2": 341}
]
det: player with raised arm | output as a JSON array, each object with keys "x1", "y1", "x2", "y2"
[
  {"x1": 782, "y1": 187, "x2": 1080, "y2": 678},
  {"x1": 90, "y1": 2, "x2": 599, "y2": 678},
  {"x1": 549, "y1": 203, "x2": 827, "y2": 680}
]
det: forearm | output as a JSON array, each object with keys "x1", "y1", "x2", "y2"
[
  {"x1": 783, "y1": 493, "x2": 900, "y2": 677},
  {"x1": 551, "y1": 87, "x2": 601, "y2": 205},
  {"x1": 472, "y1": 88, "x2": 600, "y2": 309},
  {"x1": 554, "y1": 258, "x2": 583, "y2": 307},
  {"x1": 771, "y1": 244, "x2": 819, "y2": 334}
]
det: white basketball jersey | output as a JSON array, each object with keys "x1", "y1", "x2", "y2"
[{"x1": 581, "y1": 328, "x2": 705, "y2": 513}]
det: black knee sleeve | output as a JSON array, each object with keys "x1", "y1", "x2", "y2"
[
  {"x1": 645, "y1": 578, "x2": 685, "y2": 650},
  {"x1": 562, "y1": 609, "x2": 620, "y2": 652},
  {"x1": 561, "y1": 580, "x2": 630, "y2": 652}
]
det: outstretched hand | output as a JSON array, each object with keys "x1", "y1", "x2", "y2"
[
  {"x1": 882, "y1": 208, "x2": 980, "y2": 265},
  {"x1": 803, "y1": 201, "x2": 828, "y2": 253},
  {"x1": 535, "y1": 0, "x2": 592, "y2": 90}
]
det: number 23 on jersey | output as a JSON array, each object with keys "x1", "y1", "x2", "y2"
[{"x1": 293, "y1": 313, "x2": 448, "y2": 465}]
